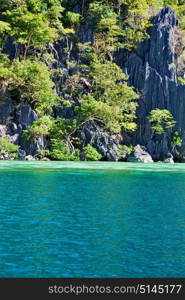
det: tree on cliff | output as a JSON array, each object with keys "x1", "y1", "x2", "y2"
[
  {"x1": 148, "y1": 109, "x2": 176, "y2": 136},
  {"x1": 0, "y1": 0, "x2": 184, "y2": 160}
]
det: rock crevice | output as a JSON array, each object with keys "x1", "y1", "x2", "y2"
[
  {"x1": 1, "y1": 7, "x2": 185, "y2": 161},
  {"x1": 124, "y1": 7, "x2": 185, "y2": 160}
]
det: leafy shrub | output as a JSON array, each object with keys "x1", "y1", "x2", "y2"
[
  {"x1": 12, "y1": 59, "x2": 60, "y2": 115},
  {"x1": 171, "y1": 131, "x2": 183, "y2": 150},
  {"x1": 0, "y1": 57, "x2": 60, "y2": 115},
  {"x1": 0, "y1": 137, "x2": 19, "y2": 158},
  {"x1": 2, "y1": 0, "x2": 64, "y2": 57},
  {"x1": 148, "y1": 109, "x2": 176, "y2": 135},
  {"x1": 83, "y1": 144, "x2": 102, "y2": 161},
  {"x1": 116, "y1": 145, "x2": 135, "y2": 159},
  {"x1": 38, "y1": 149, "x2": 51, "y2": 159},
  {"x1": 23, "y1": 116, "x2": 54, "y2": 140},
  {"x1": 76, "y1": 61, "x2": 139, "y2": 134},
  {"x1": 66, "y1": 11, "x2": 81, "y2": 27},
  {"x1": 177, "y1": 76, "x2": 185, "y2": 85},
  {"x1": 49, "y1": 139, "x2": 80, "y2": 161}
]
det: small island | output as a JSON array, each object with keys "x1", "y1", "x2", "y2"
[
  {"x1": 0, "y1": 0, "x2": 185, "y2": 282},
  {"x1": 0, "y1": 1, "x2": 185, "y2": 163}
]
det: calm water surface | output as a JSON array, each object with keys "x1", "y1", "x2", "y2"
[{"x1": 0, "y1": 161, "x2": 185, "y2": 278}]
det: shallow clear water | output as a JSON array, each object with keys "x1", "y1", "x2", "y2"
[{"x1": 0, "y1": 161, "x2": 185, "y2": 278}]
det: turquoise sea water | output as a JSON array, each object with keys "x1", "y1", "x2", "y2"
[{"x1": 0, "y1": 161, "x2": 185, "y2": 278}]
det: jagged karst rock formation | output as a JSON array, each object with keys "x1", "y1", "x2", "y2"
[
  {"x1": 124, "y1": 7, "x2": 185, "y2": 161},
  {"x1": 1, "y1": 6, "x2": 185, "y2": 162},
  {"x1": 76, "y1": 120, "x2": 121, "y2": 161}
]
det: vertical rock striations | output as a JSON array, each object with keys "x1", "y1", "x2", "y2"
[
  {"x1": 1, "y1": 6, "x2": 185, "y2": 161},
  {"x1": 124, "y1": 7, "x2": 185, "y2": 160}
]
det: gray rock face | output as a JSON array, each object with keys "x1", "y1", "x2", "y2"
[
  {"x1": 22, "y1": 136, "x2": 44, "y2": 156},
  {"x1": 0, "y1": 93, "x2": 42, "y2": 156},
  {"x1": 0, "y1": 92, "x2": 13, "y2": 124},
  {"x1": 127, "y1": 145, "x2": 153, "y2": 163},
  {"x1": 17, "y1": 104, "x2": 38, "y2": 128},
  {"x1": 17, "y1": 149, "x2": 26, "y2": 160},
  {"x1": 124, "y1": 7, "x2": 185, "y2": 160},
  {"x1": 77, "y1": 121, "x2": 120, "y2": 161}
]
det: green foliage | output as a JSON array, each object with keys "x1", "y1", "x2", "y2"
[
  {"x1": 177, "y1": 76, "x2": 185, "y2": 85},
  {"x1": 38, "y1": 149, "x2": 51, "y2": 159},
  {"x1": 175, "y1": 4, "x2": 185, "y2": 31},
  {"x1": 12, "y1": 59, "x2": 58, "y2": 113},
  {"x1": 5, "y1": 9, "x2": 57, "y2": 50},
  {"x1": 88, "y1": 1, "x2": 113, "y2": 23},
  {"x1": 147, "y1": 0, "x2": 164, "y2": 7},
  {"x1": 0, "y1": 57, "x2": 59, "y2": 115},
  {"x1": 0, "y1": 137, "x2": 19, "y2": 158},
  {"x1": 118, "y1": 0, "x2": 152, "y2": 51},
  {"x1": 49, "y1": 118, "x2": 79, "y2": 140},
  {"x1": 86, "y1": 1, "x2": 185, "y2": 52},
  {"x1": 171, "y1": 130, "x2": 183, "y2": 149},
  {"x1": 0, "y1": 0, "x2": 65, "y2": 57},
  {"x1": 88, "y1": 1, "x2": 124, "y2": 58},
  {"x1": 164, "y1": 0, "x2": 179, "y2": 5},
  {"x1": 148, "y1": 109, "x2": 176, "y2": 135},
  {"x1": 23, "y1": 116, "x2": 54, "y2": 140},
  {"x1": 76, "y1": 60, "x2": 139, "y2": 134},
  {"x1": 0, "y1": 20, "x2": 10, "y2": 34},
  {"x1": 90, "y1": 60, "x2": 126, "y2": 87},
  {"x1": 0, "y1": 54, "x2": 13, "y2": 82},
  {"x1": 78, "y1": 42, "x2": 96, "y2": 65},
  {"x1": 116, "y1": 145, "x2": 135, "y2": 159},
  {"x1": 66, "y1": 11, "x2": 81, "y2": 27},
  {"x1": 83, "y1": 144, "x2": 102, "y2": 161},
  {"x1": 49, "y1": 139, "x2": 80, "y2": 161},
  {"x1": 24, "y1": 116, "x2": 82, "y2": 160}
]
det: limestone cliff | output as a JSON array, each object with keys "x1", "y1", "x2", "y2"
[
  {"x1": 1, "y1": 6, "x2": 185, "y2": 161},
  {"x1": 124, "y1": 7, "x2": 185, "y2": 161}
]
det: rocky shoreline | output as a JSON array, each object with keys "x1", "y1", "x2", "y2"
[
  {"x1": 0, "y1": 144, "x2": 177, "y2": 163},
  {"x1": 1, "y1": 7, "x2": 185, "y2": 163}
]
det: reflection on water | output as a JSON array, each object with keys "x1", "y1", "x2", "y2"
[{"x1": 0, "y1": 162, "x2": 185, "y2": 277}]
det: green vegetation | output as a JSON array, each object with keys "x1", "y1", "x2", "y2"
[
  {"x1": 171, "y1": 130, "x2": 183, "y2": 150},
  {"x1": 177, "y1": 76, "x2": 185, "y2": 85},
  {"x1": 75, "y1": 60, "x2": 139, "y2": 134},
  {"x1": 23, "y1": 116, "x2": 54, "y2": 140},
  {"x1": 116, "y1": 145, "x2": 135, "y2": 160},
  {"x1": 0, "y1": 57, "x2": 60, "y2": 115},
  {"x1": 148, "y1": 109, "x2": 176, "y2": 135},
  {"x1": 0, "y1": 137, "x2": 19, "y2": 159},
  {"x1": 0, "y1": 1, "x2": 183, "y2": 160},
  {"x1": 0, "y1": 0, "x2": 65, "y2": 57},
  {"x1": 83, "y1": 144, "x2": 102, "y2": 161},
  {"x1": 48, "y1": 139, "x2": 80, "y2": 161}
]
